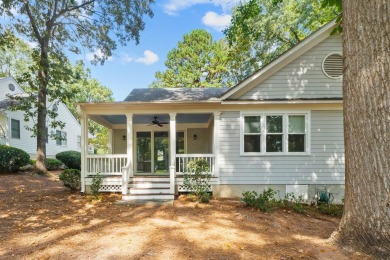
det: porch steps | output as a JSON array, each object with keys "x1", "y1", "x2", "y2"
[{"x1": 122, "y1": 176, "x2": 174, "y2": 201}]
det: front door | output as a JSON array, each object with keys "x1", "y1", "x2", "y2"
[{"x1": 136, "y1": 131, "x2": 169, "y2": 175}]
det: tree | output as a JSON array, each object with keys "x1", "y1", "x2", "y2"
[
  {"x1": 0, "y1": 0, "x2": 153, "y2": 172},
  {"x1": 331, "y1": 0, "x2": 390, "y2": 257},
  {"x1": 154, "y1": 29, "x2": 232, "y2": 88},
  {"x1": 224, "y1": 0, "x2": 338, "y2": 83},
  {"x1": 0, "y1": 31, "x2": 33, "y2": 82}
]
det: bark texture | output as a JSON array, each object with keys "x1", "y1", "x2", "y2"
[{"x1": 338, "y1": 0, "x2": 390, "y2": 258}]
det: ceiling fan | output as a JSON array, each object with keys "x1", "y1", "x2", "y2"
[{"x1": 150, "y1": 116, "x2": 169, "y2": 127}]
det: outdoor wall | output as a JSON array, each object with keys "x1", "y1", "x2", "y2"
[
  {"x1": 187, "y1": 128, "x2": 212, "y2": 154},
  {"x1": 112, "y1": 129, "x2": 127, "y2": 154},
  {"x1": 239, "y1": 35, "x2": 343, "y2": 100},
  {"x1": 217, "y1": 110, "x2": 345, "y2": 185}
]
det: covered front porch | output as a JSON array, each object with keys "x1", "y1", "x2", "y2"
[{"x1": 79, "y1": 111, "x2": 221, "y2": 200}]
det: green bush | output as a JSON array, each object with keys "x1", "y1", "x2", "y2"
[
  {"x1": 284, "y1": 193, "x2": 305, "y2": 213},
  {"x1": 242, "y1": 189, "x2": 277, "y2": 212},
  {"x1": 91, "y1": 172, "x2": 103, "y2": 197},
  {"x1": 183, "y1": 158, "x2": 211, "y2": 203},
  {"x1": 59, "y1": 169, "x2": 81, "y2": 190},
  {"x1": 56, "y1": 151, "x2": 81, "y2": 170},
  {"x1": 46, "y1": 158, "x2": 63, "y2": 170},
  {"x1": 318, "y1": 204, "x2": 343, "y2": 217},
  {"x1": 0, "y1": 145, "x2": 30, "y2": 173}
]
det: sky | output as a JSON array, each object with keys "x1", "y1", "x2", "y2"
[{"x1": 81, "y1": 0, "x2": 240, "y2": 101}]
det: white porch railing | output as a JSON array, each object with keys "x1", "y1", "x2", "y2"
[
  {"x1": 175, "y1": 154, "x2": 215, "y2": 175},
  {"x1": 86, "y1": 154, "x2": 128, "y2": 176}
]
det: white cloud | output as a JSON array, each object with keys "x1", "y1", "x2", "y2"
[
  {"x1": 202, "y1": 11, "x2": 231, "y2": 31},
  {"x1": 119, "y1": 50, "x2": 158, "y2": 65},
  {"x1": 135, "y1": 50, "x2": 159, "y2": 65},
  {"x1": 162, "y1": 0, "x2": 240, "y2": 15},
  {"x1": 85, "y1": 49, "x2": 113, "y2": 62}
]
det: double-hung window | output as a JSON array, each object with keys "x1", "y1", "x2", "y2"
[
  {"x1": 241, "y1": 112, "x2": 309, "y2": 155},
  {"x1": 11, "y1": 119, "x2": 20, "y2": 139},
  {"x1": 56, "y1": 130, "x2": 67, "y2": 146}
]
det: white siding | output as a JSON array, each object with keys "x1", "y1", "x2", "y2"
[
  {"x1": 239, "y1": 35, "x2": 342, "y2": 100},
  {"x1": 1, "y1": 77, "x2": 81, "y2": 157},
  {"x1": 113, "y1": 129, "x2": 127, "y2": 154},
  {"x1": 218, "y1": 110, "x2": 344, "y2": 185},
  {"x1": 6, "y1": 101, "x2": 81, "y2": 157}
]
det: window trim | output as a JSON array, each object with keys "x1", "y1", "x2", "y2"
[
  {"x1": 11, "y1": 119, "x2": 20, "y2": 139},
  {"x1": 240, "y1": 111, "x2": 311, "y2": 156}
]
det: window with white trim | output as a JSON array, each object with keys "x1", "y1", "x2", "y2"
[
  {"x1": 11, "y1": 119, "x2": 20, "y2": 139},
  {"x1": 56, "y1": 130, "x2": 67, "y2": 146},
  {"x1": 242, "y1": 112, "x2": 309, "y2": 155}
]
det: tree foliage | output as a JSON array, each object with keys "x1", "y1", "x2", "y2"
[
  {"x1": 0, "y1": 0, "x2": 154, "y2": 172},
  {"x1": 154, "y1": 29, "x2": 232, "y2": 88},
  {"x1": 223, "y1": 0, "x2": 339, "y2": 83}
]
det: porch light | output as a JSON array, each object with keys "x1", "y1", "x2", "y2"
[
  {"x1": 193, "y1": 134, "x2": 197, "y2": 140},
  {"x1": 122, "y1": 135, "x2": 126, "y2": 141}
]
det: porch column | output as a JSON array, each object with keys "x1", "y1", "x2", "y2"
[
  {"x1": 123, "y1": 113, "x2": 133, "y2": 194},
  {"x1": 169, "y1": 113, "x2": 177, "y2": 194},
  {"x1": 107, "y1": 128, "x2": 113, "y2": 153},
  {"x1": 213, "y1": 112, "x2": 221, "y2": 177},
  {"x1": 80, "y1": 113, "x2": 88, "y2": 193}
]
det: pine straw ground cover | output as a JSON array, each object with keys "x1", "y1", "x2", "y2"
[{"x1": 0, "y1": 171, "x2": 371, "y2": 260}]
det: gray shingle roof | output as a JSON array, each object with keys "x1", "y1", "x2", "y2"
[{"x1": 123, "y1": 88, "x2": 229, "y2": 102}]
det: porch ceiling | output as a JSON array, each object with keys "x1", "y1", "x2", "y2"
[{"x1": 99, "y1": 113, "x2": 212, "y2": 125}]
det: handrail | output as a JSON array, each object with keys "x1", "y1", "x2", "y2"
[{"x1": 175, "y1": 154, "x2": 215, "y2": 175}]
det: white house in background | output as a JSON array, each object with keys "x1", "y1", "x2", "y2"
[
  {"x1": 77, "y1": 20, "x2": 344, "y2": 202},
  {"x1": 0, "y1": 77, "x2": 81, "y2": 157}
]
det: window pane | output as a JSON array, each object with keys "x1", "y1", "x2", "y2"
[
  {"x1": 244, "y1": 135, "x2": 260, "y2": 153},
  {"x1": 11, "y1": 119, "x2": 20, "y2": 139},
  {"x1": 176, "y1": 132, "x2": 185, "y2": 154},
  {"x1": 288, "y1": 134, "x2": 305, "y2": 152},
  {"x1": 266, "y1": 134, "x2": 283, "y2": 152},
  {"x1": 62, "y1": 132, "x2": 67, "y2": 146},
  {"x1": 137, "y1": 132, "x2": 151, "y2": 173},
  {"x1": 289, "y1": 115, "x2": 305, "y2": 133},
  {"x1": 244, "y1": 116, "x2": 260, "y2": 133},
  {"x1": 266, "y1": 116, "x2": 282, "y2": 133},
  {"x1": 56, "y1": 130, "x2": 61, "y2": 145}
]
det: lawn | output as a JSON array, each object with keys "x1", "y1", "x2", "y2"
[{"x1": 0, "y1": 171, "x2": 370, "y2": 259}]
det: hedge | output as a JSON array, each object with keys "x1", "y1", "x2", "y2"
[
  {"x1": 59, "y1": 169, "x2": 81, "y2": 190},
  {"x1": 0, "y1": 145, "x2": 30, "y2": 173},
  {"x1": 56, "y1": 151, "x2": 81, "y2": 170}
]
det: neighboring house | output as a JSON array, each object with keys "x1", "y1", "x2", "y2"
[
  {"x1": 77, "y1": 20, "x2": 344, "y2": 202},
  {"x1": 0, "y1": 77, "x2": 81, "y2": 157}
]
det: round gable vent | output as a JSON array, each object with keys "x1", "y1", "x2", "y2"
[
  {"x1": 322, "y1": 53, "x2": 343, "y2": 79},
  {"x1": 8, "y1": 83, "x2": 15, "y2": 91}
]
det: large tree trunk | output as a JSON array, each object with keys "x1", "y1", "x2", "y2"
[
  {"x1": 336, "y1": 0, "x2": 390, "y2": 258},
  {"x1": 35, "y1": 45, "x2": 49, "y2": 173}
]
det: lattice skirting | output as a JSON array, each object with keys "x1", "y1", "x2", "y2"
[
  {"x1": 99, "y1": 185, "x2": 122, "y2": 192},
  {"x1": 178, "y1": 184, "x2": 212, "y2": 192}
]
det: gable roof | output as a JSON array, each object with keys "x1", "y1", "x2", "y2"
[
  {"x1": 220, "y1": 19, "x2": 338, "y2": 100},
  {"x1": 124, "y1": 88, "x2": 229, "y2": 102}
]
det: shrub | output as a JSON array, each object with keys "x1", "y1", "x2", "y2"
[
  {"x1": 91, "y1": 172, "x2": 103, "y2": 197},
  {"x1": 242, "y1": 189, "x2": 277, "y2": 212},
  {"x1": 56, "y1": 151, "x2": 81, "y2": 170},
  {"x1": 46, "y1": 158, "x2": 63, "y2": 170},
  {"x1": 183, "y1": 158, "x2": 211, "y2": 203},
  {"x1": 59, "y1": 169, "x2": 81, "y2": 190},
  {"x1": 283, "y1": 193, "x2": 306, "y2": 213},
  {"x1": 0, "y1": 145, "x2": 30, "y2": 173},
  {"x1": 318, "y1": 204, "x2": 343, "y2": 217}
]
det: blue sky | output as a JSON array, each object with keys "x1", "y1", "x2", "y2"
[{"x1": 82, "y1": 0, "x2": 239, "y2": 101}]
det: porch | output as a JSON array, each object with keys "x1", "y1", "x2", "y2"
[{"x1": 80, "y1": 111, "x2": 221, "y2": 201}]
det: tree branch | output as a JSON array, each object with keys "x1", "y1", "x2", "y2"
[{"x1": 21, "y1": 0, "x2": 43, "y2": 45}]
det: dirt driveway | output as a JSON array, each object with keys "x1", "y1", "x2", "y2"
[{"x1": 0, "y1": 171, "x2": 370, "y2": 259}]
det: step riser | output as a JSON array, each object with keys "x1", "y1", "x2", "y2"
[
  {"x1": 130, "y1": 189, "x2": 170, "y2": 194},
  {"x1": 130, "y1": 183, "x2": 170, "y2": 188},
  {"x1": 122, "y1": 194, "x2": 174, "y2": 201},
  {"x1": 132, "y1": 177, "x2": 170, "y2": 182}
]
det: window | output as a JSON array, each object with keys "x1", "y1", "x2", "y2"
[
  {"x1": 77, "y1": 135, "x2": 81, "y2": 149},
  {"x1": 241, "y1": 112, "x2": 309, "y2": 155},
  {"x1": 11, "y1": 119, "x2": 20, "y2": 139},
  {"x1": 56, "y1": 130, "x2": 67, "y2": 146}
]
